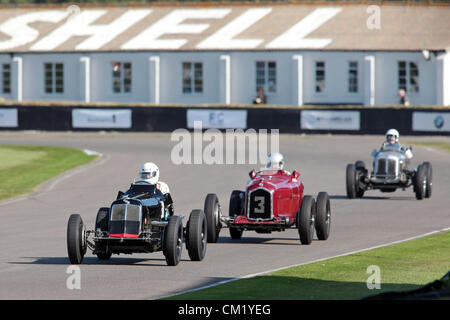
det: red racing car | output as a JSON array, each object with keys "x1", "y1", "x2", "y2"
[{"x1": 204, "y1": 168, "x2": 332, "y2": 245}]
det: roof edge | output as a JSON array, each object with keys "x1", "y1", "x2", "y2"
[{"x1": 0, "y1": 1, "x2": 449, "y2": 10}]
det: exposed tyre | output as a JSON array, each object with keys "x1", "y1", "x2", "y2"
[
  {"x1": 315, "y1": 192, "x2": 331, "y2": 241},
  {"x1": 356, "y1": 188, "x2": 365, "y2": 198},
  {"x1": 94, "y1": 208, "x2": 112, "y2": 260},
  {"x1": 67, "y1": 214, "x2": 87, "y2": 264},
  {"x1": 229, "y1": 190, "x2": 244, "y2": 240},
  {"x1": 229, "y1": 190, "x2": 243, "y2": 217},
  {"x1": 415, "y1": 164, "x2": 427, "y2": 200},
  {"x1": 204, "y1": 193, "x2": 221, "y2": 243},
  {"x1": 95, "y1": 207, "x2": 109, "y2": 232},
  {"x1": 423, "y1": 162, "x2": 432, "y2": 198},
  {"x1": 355, "y1": 160, "x2": 366, "y2": 171},
  {"x1": 229, "y1": 227, "x2": 243, "y2": 240},
  {"x1": 354, "y1": 161, "x2": 366, "y2": 198},
  {"x1": 298, "y1": 195, "x2": 315, "y2": 245},
  {"x1": 346, "y1": 164, "x2": 357, "y2": 199},
  {"x1": 163, "y1": 216, "x2": 183, "y2": 266},
  {"x1": 186, "y1": 210, "x2": 207, "y2": 261}
]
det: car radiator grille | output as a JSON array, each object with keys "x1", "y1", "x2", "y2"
[
  {"x1": 248, "y1": 188, "x2": 272, "y2": 220},
  {"x1": 377, "y1": 159, "x2": 386, "y2": 175},
  {"x1": 376, "y1": 159, "x2": 397, "y2": 177},
  {"x1": 387, "y1": 160, "x2": 397, "y2": 175}
]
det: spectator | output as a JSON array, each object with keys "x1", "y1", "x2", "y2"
[
  {"x1": 253, "y1": 87, "x2": 266, "y2": 105},
  {"x1": 398, "y1": 89, "x2": 410, "y2": 106}
]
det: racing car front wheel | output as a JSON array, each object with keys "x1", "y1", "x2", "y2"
[
  {"x1": 315, "y1": 192, "x2": 331, "y2": 241},
  {"x1": 354, "y1": 161, "x2": 366, "y2": 198},
  {"x1": 204, "y1": 193, "x2": 221, "y2": 243},
  {"x1": 67, "y1": 214, "x2": 87, "y2": 264},
  {"x1": 298, "y1": 196, "x2": 316, "y2": 245},
  {"x1": 346, "y1": 164, "x2": 357, "y2": 199},
  {"x1": 163, "y1": 216, "x2": 183, "y2": 266},
  {"x1": 186, "y1": 209, "x2": 207, "y2": 261},
  {"x1": 415, "y1": 164, "x2": 427, "y2": 200},
  {"x1": 423, "y1": 162, "x2": 432, "y2": 198}
]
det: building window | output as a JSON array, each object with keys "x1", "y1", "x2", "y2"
[
  {"x1": 398, "y1": 61, "x2": 419, "y2": 93},
  {"x1": 348, "y1": 61, "x2": 358, "y2": 93},
  {"x1": 256, "y1": 61, "x2": 276, "y2": 94},
  {"x1": 2, "y1": 63, "x2": 10, "y2": 94},
  {"x1": 44, "y1": 63, "x2": 64, "y2": 94},
  {"x1": 182, "y1": 62, "x2": 203, "y2": 94},
  {"x1": 315, "y1": 61, "x2": 325, "y2": 93},
  {"x1": 112, "y1": 62, "x2": 132, "y2": 93}
]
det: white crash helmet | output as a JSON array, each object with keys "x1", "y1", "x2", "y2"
[
  {"x1": 139, "y1": 162, "x2": 159, "y2": 184},
  {"x1": 386, "y1": 129, "x2": 399, "y2": 143},
  {"x1": 266, "y1": 152, "x2": 284, "y2": 170}
]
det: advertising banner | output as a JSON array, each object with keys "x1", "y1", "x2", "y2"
[
  {"x1": 72, "y1": 109, "x2": 132, "y2": 128},
  {"x1": 412, "y1": 112, "x2": 450, "y2": 132},
  {"x1": 187, "y1": 109, "x2": 247, "y2": 129},
  {"x1": 301, "y1": 110, "x2": 360, "y2": 130},
  {"x1": 0, "y1": 108, "x2": 18, "y2": 127}
]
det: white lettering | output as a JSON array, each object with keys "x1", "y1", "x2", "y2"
[
  {"x1": 66, "y1": 265, "x2": 81, "y2": 290},
  {"x1": 122, "y1": 9, "x2": 230, "y2": 50},
  {"x1": 366, "y1": 5, "x2": 381, "y2": 30},
  {"x1": 197, "y1": 8, "x2": 271, "y2": 49},
  {"x1": 31, "y1": 9, "x2": 151, "y2": 51},
  {"x1": 266, "y1": 8, "x2": 341, "y2": 49},
  {"x1": 171, "y1": 129, "x2": 192, "y2": 165},
  {"x1": 0, "y1": 11, "x2": 69, "y2": 50},
  {"x1": 366, "y1": 265, "x2": 381, "y2": 290}
]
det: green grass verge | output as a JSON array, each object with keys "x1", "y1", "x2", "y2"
[
  {"x1": 404, "y1": 141, "x2": 450, "y2": 154},
  {"x1": 0, "y1": 145, "x2": 98, "y2": 202},
  {"x1": 166, "y1": 231, "x2": 450, "y2": 300}
]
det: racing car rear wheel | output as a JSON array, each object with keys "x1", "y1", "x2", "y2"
[
  {"x1": 423, "y1": 162, "x2": 432, "y2": 198},
  {"x1": 67, "y1": 214, "x2": 87, "y2": 264},
  {"x1": 298, "y1": 196, "x2": 316, "y2": 245},
  {"x1": 204, "y1": 193, "x2": 221, "y2": 243},
  {"x1": 415, "y1": 164, "x2": 427, "y2": 200},
  {"x1": 186, "y1": 209, "x2": 207, "y2": 261},
  {"x1": 355, "y1": 160, "x2": 366, "y2": 171},
  {"x1": 163, "y1": 216, "x2": 183, "y2": 266},
  {"x1": 346, "y1": 164, "x2": 357, "y2": 199},
  {"x1": 315, "y1": 192, "x2": 331, "y2": 241}
]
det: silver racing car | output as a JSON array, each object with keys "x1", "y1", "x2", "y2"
[{"x1": 346, "y1": 144, "x2": 432, "y2": 200}]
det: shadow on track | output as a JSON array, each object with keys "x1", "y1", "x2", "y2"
[
  {"x1": 217, "y1": 236, "x2": 324, "y2": 246},
  {"x1": 330, "y1": 195, "x2": 415, "y2": 201},
  {"x1": 8, "y1": 256, "x2": 190, "y2": 266}
]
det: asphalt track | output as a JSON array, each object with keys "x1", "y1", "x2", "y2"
[{"x1": 0, "y1": 132, "x2": 449, "y2": 300}]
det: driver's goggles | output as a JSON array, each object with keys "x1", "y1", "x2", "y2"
[{"x1": 141, "y1": 172, "x2": 157, "y2": 179}]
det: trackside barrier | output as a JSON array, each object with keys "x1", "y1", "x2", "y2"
[{"x1": 0, "y1": 105, "x2": 449, "y2": 135}]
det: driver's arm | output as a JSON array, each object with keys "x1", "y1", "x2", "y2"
[{"x1": 157, "y1": 181, "x2": 170, "y2": 194}]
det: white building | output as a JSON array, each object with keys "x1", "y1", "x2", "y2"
[{"x1": 0, "y1": 3, "x2": 449, "y2": 106}]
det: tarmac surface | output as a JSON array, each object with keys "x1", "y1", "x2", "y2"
[{"x1": 0, "y1": 132, "x2": 449, "y2": 299}]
